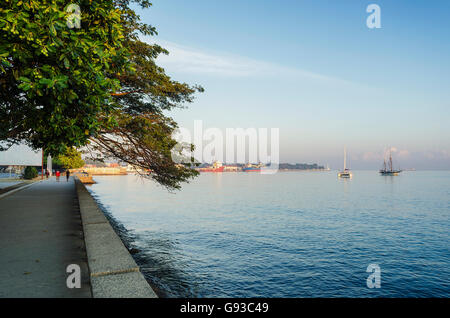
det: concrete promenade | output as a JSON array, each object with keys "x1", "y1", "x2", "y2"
[{"x1": 0, "y1": 178, "x2": 92, "y2": 297}]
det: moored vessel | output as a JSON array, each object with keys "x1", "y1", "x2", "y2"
[
  {"x1": 338, "y1": 147, "x2": 352, "y2": 178},
  {"x1": 242, "y1": 163, "x2": 263, "y2": 172},
  {"x1": 380, "y1": 152, "x2": 402, "y2": 176},
  {"x1": 197, "y1": 161, "x2": 224, "y2": 172}
]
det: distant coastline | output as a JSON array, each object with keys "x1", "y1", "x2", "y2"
[
  {"x1": 278, "y1": 163, "x2": 325, "y2": 170},
  {"x1": 73, "y1": 162, "x2": 328, "y2": 175},
  {"x1": 195, "y1": 162, "x2": 326, "y2": 172}
]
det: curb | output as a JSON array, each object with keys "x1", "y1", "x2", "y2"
[{"x1": 75, "y1": 178, "x2": 158, "y2": 298}]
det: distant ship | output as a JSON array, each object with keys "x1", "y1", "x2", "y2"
[
  {"x1": 197, "y1": 161, "x2": 224, "y2": 172},
  {"x1": 380, "y1": 152, "x2": 402, "y2": 176},
  {"x1": 338, "y1": 147, "x2": 352, "y2": 178},
  {"x1": 242, "y1": 163, "x2": 262, "y2": 172}
]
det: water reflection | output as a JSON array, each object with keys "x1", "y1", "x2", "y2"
[{"x1": 90, "y1": 194, "x2": 199, "y2": 297}]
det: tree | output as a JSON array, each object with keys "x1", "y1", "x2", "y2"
[
  {"x1": 23, "y1": 166, "x2": 38, "y2": 180},
  {"x1": 1, "y1": 1, "x2": 201, "y2": 190},
  {"x1": 0, "y1": 0, "x2": 128, "y2": 155},
  {"x1": 85, "y1": 1, "x2": 203, "y2": 189},
  {"x1": 56, "y1": 147, "x2": 85, "y2": 169}
]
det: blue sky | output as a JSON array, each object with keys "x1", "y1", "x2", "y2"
[{"x1": 141, "y1": 1, "x2": 450, "y2": 169}]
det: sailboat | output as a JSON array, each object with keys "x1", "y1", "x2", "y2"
[
  {"x1": 338, "y1": 147, "x2": 352, "y2": 178},
  {"x1": 379, "y1": 151, "x2": 402, "y2": 176}
]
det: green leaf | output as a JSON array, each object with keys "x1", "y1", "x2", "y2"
[
  {"x1": 18, "y1": 82, "x2": 31, "y2": 91},
  {"x1": 39, "y1": 78, "x2": 52, "y2": 85},
  {"x1": 49, "y1": 24, "x2": 56, "y2": 36}
]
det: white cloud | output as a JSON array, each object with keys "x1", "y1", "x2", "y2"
[
  {"x1": 155, "y1": 40, "x2": 262, "y2": 77},
  {"x1": 145, "y1": 38, "x2": 354, "y2": 85},
  {"x1": 362, "y1": 147, "x2": 410, "y2": 162}
]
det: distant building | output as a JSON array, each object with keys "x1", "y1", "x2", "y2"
[{"x1": 0, "y1": 143, "x2": 42, "y2": 166}]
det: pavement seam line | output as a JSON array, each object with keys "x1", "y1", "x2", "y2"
[
  {"x1": 85, "y1": 221, "x2": 108, "y2": 225},
  {"x1": 90, "y1": 267, "x2": 140, "y2": 277}
]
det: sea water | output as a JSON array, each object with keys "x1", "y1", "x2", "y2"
[{"x1": 87, "y1": 171, "x2": 450, "y2": 297}]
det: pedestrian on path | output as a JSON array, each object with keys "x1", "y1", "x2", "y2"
[
  {"x1": 45, "y1": 170, "x2": 49, "y2": 179},
  {"x1": 66, "y1": 170, "x2": 70, "y2": 182},
  {"x1": 55, "y1": 170, "x2": 60, "y2": 181}
]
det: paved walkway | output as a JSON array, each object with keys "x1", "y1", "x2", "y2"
[{"x1": 0, "y1": 178, "x2": 92, "y2": 297}]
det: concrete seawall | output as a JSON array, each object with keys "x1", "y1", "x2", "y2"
[{"x1": 75, "y1": 179, "x2": 157, "y2": 298}]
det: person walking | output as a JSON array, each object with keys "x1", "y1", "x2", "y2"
[
  {"x1": 45, "y1": 169, "x2": 49, "y2": 179},
  {"x1": 55, "y1": 170, "x2": 60, "y2": 181},
  {"x1": 66, "y1": 170, "x2": 70, "y2": 182}
]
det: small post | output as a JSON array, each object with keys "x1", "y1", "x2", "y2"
[{"x1": 41, "y1": 148, "x2": 44, "y2": 180}]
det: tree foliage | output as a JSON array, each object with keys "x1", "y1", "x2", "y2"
[
  {"x1": 23, "y1": 166, "x2": 38, "y2": 179},
  {"x1": 1, "y1": 0, "x2": 202, "y2": 190},
  {"x1": 1, "y1": 0, "x2": 128, "y2": 154},
  {"x1": 55, "y1": 146, "x2": 85, "y2": 169}
]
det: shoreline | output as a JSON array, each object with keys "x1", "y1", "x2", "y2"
[
  {"x1": 83, "y1": 184, "x2": 168, "y2": 298},
  {"x1": 75, "y1": 179, "x2": 158, "y2": 298}
]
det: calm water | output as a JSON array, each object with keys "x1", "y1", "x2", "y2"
[{"x1": 87, "y1": 171, "x2": 450, "y2": 297}]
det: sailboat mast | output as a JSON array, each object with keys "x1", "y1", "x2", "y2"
[
  {"x1": 344, "y1": 147, "x2": 347, "y2": 170},
  {"x1": 389, "y1": 152, "x2": 393, "y2": 172}
]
